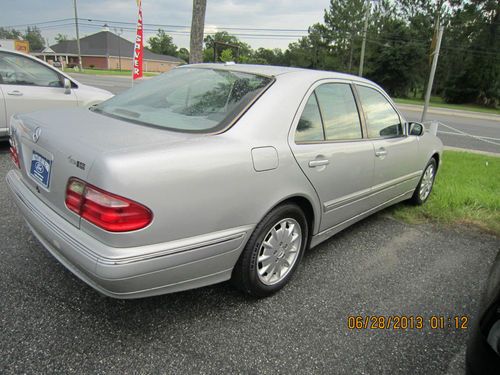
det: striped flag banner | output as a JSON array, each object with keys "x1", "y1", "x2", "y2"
[{"x1": 133, "y1": 0, "x2": 143, "y2": 80}]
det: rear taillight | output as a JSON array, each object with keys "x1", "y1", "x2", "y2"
[
  {"x1": 65, "y1": 178, "x2": 152, "y2": 232},
  {"x1": 9, "y1": 138, "x2": 20, "y2": 169}
]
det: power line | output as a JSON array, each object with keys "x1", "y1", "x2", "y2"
[
  {"x1": 81, "y1": 18, "x2": 310, "y2": 32},
  {"x1": 33, "y1": 22, "x2": 309, "y2": 39},
  {"x1": 2, "y1": 17, "x2": 310, "y2": 33},
  {"x1": 1, "y1": 18, "x2": 74, "y2": 29}
]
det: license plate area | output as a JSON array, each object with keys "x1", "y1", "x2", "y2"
[{"x1": 29, "y1": 150, "x2": 52, "y2": 189}]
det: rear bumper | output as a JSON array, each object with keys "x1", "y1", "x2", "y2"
[{"x1": 6, "y1": 170, "x2": 251, "y2": 298}]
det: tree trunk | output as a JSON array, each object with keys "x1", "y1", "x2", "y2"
[{"x1": 189, "y1": 0, "x2": 207, "y2": 64}]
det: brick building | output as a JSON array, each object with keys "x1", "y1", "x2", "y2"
[{"x1": 34, "y1": 30, "x2": 184, "y2": 73}]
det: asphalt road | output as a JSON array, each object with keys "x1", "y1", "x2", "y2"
[
  {"x1": 71, "y1": 73, "x2": 134, "y2": 94},
  {"x1": 69, "y1": 72, "x2": 500, "y2": 154},
  {"x1": 0, "y1": 142, "x2": 499, "y2": 374},
  {"x1": 400, "y1": 106, "x2": 500, "y2": 154}
]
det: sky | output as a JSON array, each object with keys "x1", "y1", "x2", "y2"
[{"x1": 0, "y1": 0, "x2": 332, "y2": 50}]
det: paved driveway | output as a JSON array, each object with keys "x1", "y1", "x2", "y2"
[{"x1": 0, "y1": 142, "x2": 498, "y2": 374}]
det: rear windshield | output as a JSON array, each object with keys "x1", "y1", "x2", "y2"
[{"x1": 93, "y1": 67, "x2": 273, "y2": 133}]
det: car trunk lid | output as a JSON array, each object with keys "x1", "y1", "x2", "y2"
[{"x1": 11, "y1": 108, "x2": 196, "y2": 228}]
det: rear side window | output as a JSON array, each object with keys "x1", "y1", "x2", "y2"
[
  {"x1": 94, "y1": 68, "x2": 273, "y2": 133},
  {"x1": 295, "y1": 93, "x2": 324, "y2": 142},
  {"x1": 315, "y1": 83, "x2": 362, "y2": 140},
  {"x1": 356, "y1": 85, "x2": 402, "y2": 138}
]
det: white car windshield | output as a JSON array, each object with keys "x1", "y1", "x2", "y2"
[{"x1": 93, "y1": 67, "x2": 273, "y2": 133}]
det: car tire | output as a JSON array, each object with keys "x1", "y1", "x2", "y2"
[
  {"x1": 232, "y1": 203, "x2": 308, "y2": 297},
  {"x1": 410, "y1": 158, "x2": 437, "y2": 205}
]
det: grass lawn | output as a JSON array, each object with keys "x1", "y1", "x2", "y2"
[
  {"x1": 390, "y1": 150, "x2": 500, "y2": 236},
  {"x1": 393, "y1": 96, "x2": 500, "y2": 115},
  {"x1": 63, "y1": 68, "x2": 159, "y2": 77}
]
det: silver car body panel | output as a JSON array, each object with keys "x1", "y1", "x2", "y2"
[{"x1": 7, "y1": 64, "x2": 443, "y2": 298}]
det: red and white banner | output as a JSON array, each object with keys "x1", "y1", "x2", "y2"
[{"x1": 133, "y1": 0, "x2": 143, "y2": 80}]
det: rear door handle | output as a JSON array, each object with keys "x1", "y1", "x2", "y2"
[
  {"x1": 375, "y1": 148, "x2": 388, "y2": 157},
  {"x1": 7, "y1": 90, "x2": 23, "y2": 96},
  {"x1": 309, "y1": 159, "x2": 330, "y2": 168}
]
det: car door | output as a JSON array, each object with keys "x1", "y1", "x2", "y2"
[
  {"x1": 289, "y1": 81, "x2": 375, "y2": 232},
  {"x1": 354, "y1": 84, "x2": 421, "y2": 206},
  {"x1": 0, "y1": 51, "x2": 77, "y2": 123}
]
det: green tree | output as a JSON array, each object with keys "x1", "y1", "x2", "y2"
[
  {"x1": 0, "y1": 27, "x2": 22, "y2": 39},
  {"x1": 148, "y1": 29, "x2": 178, "y2": 56},
  {"x1": 441, "y1": 0, "x2": 499, "y2": 106},
  {"x1": 203, "y1": 31, "x2": 252, "y2": 62},
  {"x1": 363, "y1": 0, "x2": 433, "y2": 97},
  {"x1": 284, "y1": 24, "x2": 335, "y2": 70},
  {"x1": 240, "y1": 56, "x2": 269, "y2": 65},
  {"x1": 252, "y1": 48, "x2": 286, "y2": 66},
  {"x1": 219, "y1": 49, "x2": 234, "y2": 62},
  {"x1": 322, "y1": 0, "x2": 368, "y2": 72},
  {"x1": 366, "y1": 19, "x2": 426, "y2": 97},
  {"x1": 285, "y1": 38, "x2": 315, "y2": 68},
  {"x1": 178, "y1": 47, "x2": 189, "y2": 62},
  {"x1": 24, "y1": 26, "x2": 44, "y2": 51}
]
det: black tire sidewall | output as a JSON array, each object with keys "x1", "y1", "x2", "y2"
[{"x1": 236, "y1": 203, "x2": 308, "y2": 297}]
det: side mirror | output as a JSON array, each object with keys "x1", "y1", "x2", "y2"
[
  {"x1": 63, "y1": 78, "x2": 72, "y2": 94},
  {"x1": 408, "y1": 122, "x2": 424, "y2": 136}
]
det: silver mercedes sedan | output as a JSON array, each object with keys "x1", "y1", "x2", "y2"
[{"x1": 6, "y1": 64, "x2": 443, "y2": 298}]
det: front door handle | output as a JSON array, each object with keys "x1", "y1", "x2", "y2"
[
  {"x1": 309, "y1": 159, "x2": 330, "y2": 168},
  {"x1": 375, "y1": 148, "x2": 388, "y2": 157},
  {"x1": 7, "y1": 90, "x2": 23, "y2": 96}
]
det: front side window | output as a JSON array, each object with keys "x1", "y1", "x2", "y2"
[
  {"x1": 315, "y1": 83, "x2": 362, "y2": 140},
  {"x1": 356, "y1": 85, "x2": 402, "y2": 138},
  {"x1": 295, "y1": 93, "x2": 324, "y2": 142},
  {"x1": 93, "y1": 67, "x2": 273, "y2": 133},
  {"x1": 0, "y1": 52, "x2": 62, "y2": 87}
]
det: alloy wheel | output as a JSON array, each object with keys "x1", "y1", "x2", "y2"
[
  {"x1": 419, "y1": 164, "x2": 435, "y2": 201},
  {"x1": 256, "y1": 218, "x2": 302, "y2": 286}
]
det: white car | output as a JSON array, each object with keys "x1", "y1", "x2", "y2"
[{"x1": 0, "y1": 48, "x2": 113, "y2": 139}]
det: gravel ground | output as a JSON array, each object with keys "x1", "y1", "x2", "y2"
[{"x1": 0, "y1": 141, "x2": 498, "y2": 374}]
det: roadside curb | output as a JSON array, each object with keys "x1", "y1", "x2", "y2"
[
  {"x1": 396, "y1": 103, "x2": 500, "y2": 121},
  {"x1": 444, "y1": 146, "x2": 500, "y2": 157}
]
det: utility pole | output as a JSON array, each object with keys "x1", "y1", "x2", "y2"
[
  {"x1": 421, "y1": 25, "x2": 444, "y2": 122},
  {"x1": 73, "y1": 0, "x2": 83, "y2": 71},
  {"x1": 348, "y1": 32, "x2": 354, "y2": 73},
  {"x1": 358, "y1": 0, "x2": 370, "y2": 77},
  {"x1": 114, "y1": 28, "x2": 123, "y2": 71},
  {"x1": 189, "y1": 0, "x2": 207, "y2": 64}
]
